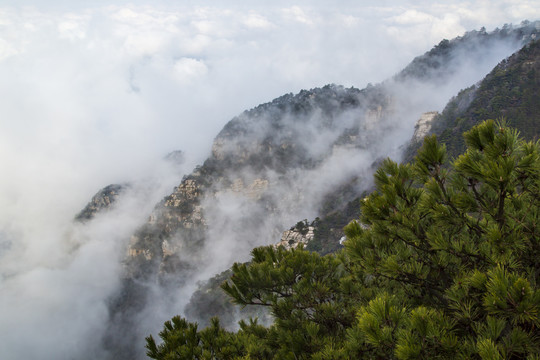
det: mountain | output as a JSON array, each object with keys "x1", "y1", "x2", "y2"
[
  {"x1": 405, "y1": 37, "x2": 540, "y2": 161},
  {"x1": 182, "y1": 25, "x2": 540, "y2": 335},
  {"x1": 75, "y1": 184, "x2": 128, "y2": 222},
  {"x1": 74, "y1": 21, "x2": 540, "y2": 359},
  {"x1": 106, "y1": 83, "x2": 394, "y2": 358},
  {"x1": 396, "y1": 22, "x2": 539, "y2": 83}
]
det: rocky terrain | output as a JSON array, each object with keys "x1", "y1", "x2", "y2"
[
  {"x1": 75, "y1": 184, "x2": 128, "y2": 222},
  {"x1": 404, "y1": 35, "x2": 540, "y2": 162},
  {"x1": 73, "y1": 21, "x2": 540, "y2": 359}
]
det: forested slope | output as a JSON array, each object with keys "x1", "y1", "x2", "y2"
[{"x1": 148, "y1": 119, "x2": 540, "y2": 359}]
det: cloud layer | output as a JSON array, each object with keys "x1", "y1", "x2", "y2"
[{"x1": 0, "y1": 1, "x2": 538, "y2": 359}]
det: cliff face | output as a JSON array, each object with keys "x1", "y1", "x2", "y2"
[
  {"x1": 82, "y1": 22, "x2": 540, "y2": 359},
  {"x1": 75, "y1": 184, "x2": 127, "y2": 222},
  {"x1": 411, "y1": 112, "x2": 439, "y2": 143},
  {"x1": 276, "y1": 220, "x2": 316, "y2": 250},
  {"x1": 124, "y1": 84, "x2": 392, "y2": 280},
  {"x1": 115, "y1": 22, "x2": 540, "y2": 290}
]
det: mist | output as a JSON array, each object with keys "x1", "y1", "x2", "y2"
[
  {"x1": 181, "y1": 29, "x2": 526, "y2": 294},
  {"x1": 0, "y1": 1, "x2": 538, "y2": 359}
]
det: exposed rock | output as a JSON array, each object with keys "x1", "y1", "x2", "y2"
[
  {"x1": 275, "y1": 226, "x2": 315, "y2": 250},
  {"x1": 164, "y1": 179, "x2": 201, "y2": 206},
  {"x1": 364, "y1": 105, "x2": 384, "y2": 130},
  {"x1": 103, "y1": 23, "x2": 540, "y2": 359},
  {"x1": 75, "y1": 183, "x2": 127, "y2": 222},
  {"x1": 127, "y1": 248, "x2": 152, "y2": 260},
  {"x1": 220, "y1": 178, "x2": 269, "y2": 200},
  {"x1": 412, "y1": 111, "x2": 438, "y2": 143}
]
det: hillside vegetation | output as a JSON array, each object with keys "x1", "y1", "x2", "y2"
[
  {"x1": 146, "y1": 119, "x2": 540, "y2": 359},
  {"x1": 407, "y1": 39, "x2": 540, "y2": 161},
  {"x1": 176, "y1": 28, "x2": 540, "y2": 339}
]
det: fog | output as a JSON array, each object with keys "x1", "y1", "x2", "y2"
[{"x1": 0, "y1": 1, "x2": 538, "y2": 359}]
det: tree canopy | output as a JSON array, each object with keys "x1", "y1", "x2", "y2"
[{"x1": 146, "y1": 119, "x2": 540, "y2": 359}]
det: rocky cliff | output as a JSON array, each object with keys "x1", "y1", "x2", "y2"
[
  {"x1": 75, "y1": 184, "x2": 127, "y2": 222},
  {"x1": 123, "y1": 84, "x2": 391, "y2": 281}
]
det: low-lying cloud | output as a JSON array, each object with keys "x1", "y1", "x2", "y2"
[{"x1": 0, "y1": 1, "x2": 538, "y2": 359}]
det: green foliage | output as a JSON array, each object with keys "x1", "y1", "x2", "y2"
[
  {"x1": 435, "y1": 40, "x2": 540, "y2": 161},
  {"x1": 220, "y1": 245, "x2": 369, "y2": 358},
  {"x1": 147, "y1": 120, "x2": 540, "y2": 359},
  {"x1": 145, "y1": 316, "x2": 246, "y2": 359},
  {"x1": 184, "y1": 268, "x2": 270, "y2": 331},
  {"x1": 404, "y1": 39, "x2": 540, "y2": 164}
]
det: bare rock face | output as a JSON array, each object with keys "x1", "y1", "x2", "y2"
[
  {"x1": 123, "y1": 84, "x2": 392, "y2": 279},
  {"x1": 226, "y1": 178, "x2": 269, "y2": 200},
  {"x1": 275, "y1": 226, "x2": 315, "y2": 250},
  {"x1": 412, "y1": 111, "x2": 438, "y2": 143},
  {"x1": 75, "y1": 184, "x2": 127, "y2": 222}
]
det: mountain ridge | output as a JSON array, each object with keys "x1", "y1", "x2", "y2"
[
  {"x1": 73, "y1": 21, "x2": 540, "y2": 359},
  {"x1": 404, "y1": 37, "x2": 540, "y2": 162}
]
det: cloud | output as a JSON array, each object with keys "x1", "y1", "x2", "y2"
[
  {"x1": 281, "y1": 6, "x2": 314, "y2": 25},
  {"x1": 173, "y1": 57, "x2": 208, "y2": 81},
  {"x1": 242, "y1": 12, "x2": 273, "y2": 29},
  {"x1": 391, "y1": 9, "x2": 436, "y2": 25},
  {"x1": 0, "y1": 37, "x2": 17, "y2": 60},
  {"x1": 387, "y1": 9, "x2": 466, "y2": 47},
  {"x1": 57, "y1": 14, "x2": 88, "y2": 40},
  {"x1": 0, "y1": 1, "x2": 537, "y2": 359}
]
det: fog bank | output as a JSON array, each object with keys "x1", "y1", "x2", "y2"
[{"x1": 0, "y1": 2, "x2": 538, "y2": 359}]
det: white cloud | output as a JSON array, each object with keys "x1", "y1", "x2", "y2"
[
  {"x1": 0, "y1": 1, "x2": 537, "y2": 359},
  {"x1": 173, "y1": 57, "x2": 208, "y2": 81},
  {"x1": 0, "y1": 37, "x2": 17, "y2": 59},
  {"x1": 57, "y1": 14, "x2": 88, "y2": 40},
  {"x1": 387, "y1": 8, "x2": 466, "y2": 47},
  {"x1": 242, "y1": 12, "x2": 273, "y2": 29},
  {"x1": 281, "y1": 6, "x2": 314, "y2": 25},
  {"x1": 391, "y1": 9, "x2": 436, "y2": 25}
]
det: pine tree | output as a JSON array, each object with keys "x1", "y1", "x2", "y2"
[{"x1": 344, "y1": 119, "x2": 540, "y2": 358}]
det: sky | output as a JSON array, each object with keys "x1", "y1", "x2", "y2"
[
  {"x1": 0, "y1": 1, "x2": 537, "y2": 206},
  {"x1": 0, "y1": 1, "x2": 538, "y2": 359}
]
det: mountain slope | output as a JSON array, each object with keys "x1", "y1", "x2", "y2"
[
  {"x1": 184, "y1": 24, "x2": 540, "y2": 333},
  {"x1": 122, "y1": 22, "x2": 540, "y2": 285},
  {"x1": 75, "y1": 184, "x2": 128, "y2": 222},
  {"x1": 105, "y1": 84, "x2": 393, "y2": 359},
  {"x1": 71, "y1": 21, "x2": 540, "y2": 359},
  {"x1": 405, "y1": 38, "x2": 540, "y2": 161}
]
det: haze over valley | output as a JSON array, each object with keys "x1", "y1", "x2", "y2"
[{"x1": 0, "y1": 1, "x2": 539, "y2": 359}]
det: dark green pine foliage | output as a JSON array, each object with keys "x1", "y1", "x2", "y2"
[
  {"x1": 345, "y1": 119, "x2": 540, "y2": 359},
  {"x1": 145, "y1": 316, "x2": 272, "y2": 359},
  {"x1": 221, "y1": 245, "x2": 371, "y2": 359},
  {"x1": 146, "y1": 120, "x2": 540, "y2": 359}
]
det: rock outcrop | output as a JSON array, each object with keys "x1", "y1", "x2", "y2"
[
  {"x1": 96, "y1": 22, "x2": 540, "y2": 360},
  {"x1": 275, "y1": 226, "x2": 316, "y2": 250},
  {"x1": 75, "y1": 184, "x2": 127, "y2": 222},
  {"x1": 412, "y1": 111, "x2": 438, "y2": 143}
]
